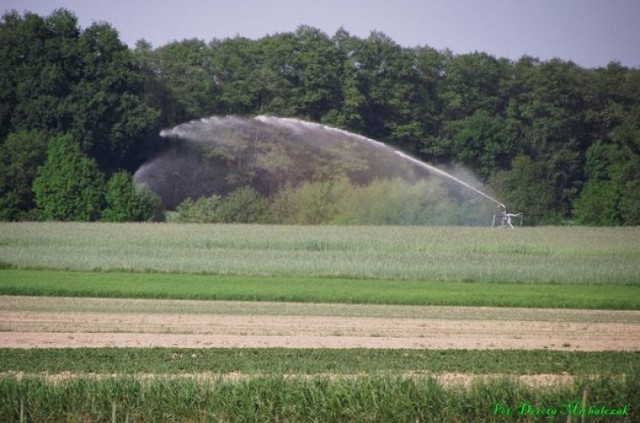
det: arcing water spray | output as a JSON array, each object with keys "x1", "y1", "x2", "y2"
[
  {"x1": 138, "y1": 115, "x2": 506, "y2": 222},
  {"x1": 256, "y1": 116, "x2": 505, "y2": 209}
]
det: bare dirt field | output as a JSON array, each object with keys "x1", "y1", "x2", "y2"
[{"x1": 1, "y1": 296, "x2": 639, "y2": 350}]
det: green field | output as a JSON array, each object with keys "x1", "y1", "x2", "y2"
[
  {"x1": 1, "y1": 374, "x2": 635, "y2": 422},
  {"x1": 2, "y1": 348, "x2": 638, "y2": 376},
  {"x1": 1, "y1": 348, "x2": 638, "y2": 422},
  {"x1": 2, "y1": 269, "x2": 639, "y2": 309},
  {"x1": 1, "y1": 223, "x2": 639, "y2": 421},
  {"x1": 1, "y1": 223, "x2": 639, "y2": 283},
  {"x1": 2, "y1": 223, "x2": 639, "y2": 309}
]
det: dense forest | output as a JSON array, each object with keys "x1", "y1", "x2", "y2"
[{"x1": 1, "y1": 8, "x2": 638, "y2": 225}]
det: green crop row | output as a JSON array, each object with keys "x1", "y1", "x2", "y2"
[
  {"x1": 0, "y1": 375, "x2": 636, "y2": 422},
  {"x1": 1, "y1": 348, "x2": 638, "y2": 376},
  {"x1": 1, "y1": 223, "x2": 639, "y2": 284},
  {"x1": 2, "y1": 269, "x2": 640, "y2": 309}
]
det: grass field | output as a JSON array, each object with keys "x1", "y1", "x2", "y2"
[
  {"x1": 2, "y1": 269, "x2": 639, "y2": 309},
  {"x1": 1, "y1": 222, "x2": 639, "y2": 421},
  {"x1": 1, "y1": 374, "x2": 635, "y2": 422},
  {"x1": 1, "y1": 346, "x2": 638, "y2": 421},
  {"x1": 2, "y1": 348, "x2": 638, "y2": 375},
  {"x1": 1, "y1": 223, "x2": 639, "y2": 283}
]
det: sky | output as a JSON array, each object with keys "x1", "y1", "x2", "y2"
[{"x1": 3, "y1": 0, "x2": 640, "y2": 69}]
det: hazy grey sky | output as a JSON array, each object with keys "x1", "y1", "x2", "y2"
[{"x1": 4, "y1": 0, "x2": 639, "y2": 68}]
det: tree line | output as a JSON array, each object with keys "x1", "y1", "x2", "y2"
[{"x1": 1, "y1": 8, "x2": 638, "y2": 225}]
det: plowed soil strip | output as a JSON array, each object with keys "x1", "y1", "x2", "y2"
[{"x1": 1, "y1": 296, "x2": 639, "y2": 350}]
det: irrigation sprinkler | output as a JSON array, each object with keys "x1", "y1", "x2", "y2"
[{"x1": 493, "y1": 206, "x2": 523, "y2": 228}]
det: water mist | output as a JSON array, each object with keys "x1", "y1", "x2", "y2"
[{"x1": 135, "y1": 115, "x2": 504, "y2": 224}]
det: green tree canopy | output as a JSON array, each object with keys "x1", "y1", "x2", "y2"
[
  {"x1": 32, "y1": 134, "x2": 105, "y2": 221},
  {"x1": 0, "y1": 130, "x2": 47, "y2": 220},
  {"x1": 3, "y1": 8, "x2": 640, "y2": 224},
  {"x1": 0, "y1": 9, "x2": 159, "y2": 172}
]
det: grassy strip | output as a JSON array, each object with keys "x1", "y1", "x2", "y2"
[
  {"x1": 1, "y1": 349, "x2": 638, "y2": 376},
  {"x1": 0, "y1": 376, "x2": 637, "y2": 422},
  {"x1": 2, "y1": 269, "x2": 640, "y2": 309}
]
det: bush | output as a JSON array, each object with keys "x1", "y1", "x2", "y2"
[
  {"x1": 102, "y1": 171, "x2": 164, "y2": 222},
  {"x1": 169, "y1": 188, "x2": 271, "y2": 223},
  {"x1": 271, "y1": 177, "x2": 490, "y2": 225},
  {"x1": 169, "y1": 195, "x2": 222, "y2": 223},
  {"x1": 270, "y1": 178, "x2": 350, "y2": 224},
  {"x1": 216, "y1": 187, "x2": 271, "y2": 223}
]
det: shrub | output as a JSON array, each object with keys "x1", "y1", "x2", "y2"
[
  {"x1": 271, "y1": 177, "x2": 487, "y2": 225},
  {"x1": 271, "y1": 178, "x2": 350, "y2": 224},
  {"x1": 169, "y1": 195, "x2": 222, "y2": 223},
  {"x1": 102, "y1": 171, "x2": 164, "y2": 222},
  {"x1": 216, "y1": 187, "x2": 271, "y2": 223},
  {"x1": 169, "y1": 187, "x2": 271, "y2": 223}
]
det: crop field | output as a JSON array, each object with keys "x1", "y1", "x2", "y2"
[
  {"x1": 1, "y1": 223, "x2": 639, "y2": 421},
  {"x1": 2, "y1": 223, "x2": 640, "y2": 283}
]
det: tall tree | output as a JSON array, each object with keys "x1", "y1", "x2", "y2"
[
  {"x1": 32, "y1": 134, "x2": 105, "y2": 221},
  {"x1": 291, "y1": 26, "x2": 343, "y2": 122},
  {"x1": 517, "y1": 59, "x2": 587, "y2": 217},
  {"x1": 489, "y1": 155, "x2": 558, "y2": 224},
  {"x1": 453, "y1": 110, "x2": 518, "y2": 178},
  {"x1": 209, "y1": 37, "x2": 262, "y2": 115},
  {"x1": 69, "y1": 22, "x2": 159, "y2": 171},
  {"x1": 137, "y1": 38, "x2": 217, "y2": 123},
  {"x1": 250, "y1": 34, "x2": 296, "y2": 116},
  {"x1": 0, "y1": 9, "x2": 80, "y2": 139},
  {"x1": 0, "y1": 9, "x2": 159, "y2": 173},
  {"x1": 350, "y1": 31, "x2": 428, "y2": 154},
  {"x1": 0, "y1": 130, "x2": 47, "y2": 220}
]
